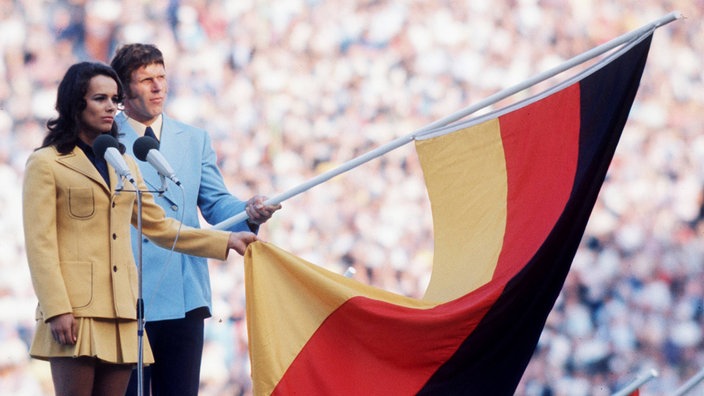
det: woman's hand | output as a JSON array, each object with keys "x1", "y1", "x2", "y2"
[
  {"x1": 48, "y1": 313, "x2": 78, "y2": 345},
  {"x1": 228, "y1": 231, "x2": 259, "y2": 256}
]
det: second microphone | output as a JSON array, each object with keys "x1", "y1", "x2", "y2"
[{"x1": 133, "y1": 136, "x2": 182, "y2": 187}]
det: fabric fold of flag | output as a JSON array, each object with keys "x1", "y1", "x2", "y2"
[{"x1": 244, "y1": 34, "x2": 652, "y2": 395}]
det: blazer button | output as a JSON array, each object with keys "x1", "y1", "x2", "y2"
[
  {"x1": 112, "y1": 202, "x2": 116, "y2": 208},
  {"x1": 143, "y1": 238, "x2": 149, "y2": 243},
  {"x1": 113, "y1": 266, "x2": 118, "y2": 272},
  {"x1": 112, "y1": 233, "x2": 117, "y2": 240}
]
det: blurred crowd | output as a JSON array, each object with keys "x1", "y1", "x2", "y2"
[{"x1": 1, "y1": 0, "x2": 703, "y2": 395}]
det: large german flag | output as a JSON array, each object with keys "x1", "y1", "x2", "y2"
[{"x1": 244, "y1": 34, "x2": 652, "y2": 395}]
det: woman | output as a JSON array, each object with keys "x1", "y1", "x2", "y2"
[{"x1": 22, "y1": 62, "x2": 257, "y2": 396}]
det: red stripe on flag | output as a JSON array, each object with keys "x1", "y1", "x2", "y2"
[
  {"x1": 273, "y1": 284, "x2": 503, "y2": 396},
  {"x1": 494, "y1": 84, "x2": 581, "y2": 282}
]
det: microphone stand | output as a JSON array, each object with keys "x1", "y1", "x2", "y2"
[
  {"x1": 118, "y1": 181, "x2": 166, "y2": 396},
  {"x1": 135, "y1": 188, "x2": 146, "y2": 396}
]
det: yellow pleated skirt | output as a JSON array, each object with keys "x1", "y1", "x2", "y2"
[{"x1": 30, "y1": 317, "x2": 154, "y2": 365}]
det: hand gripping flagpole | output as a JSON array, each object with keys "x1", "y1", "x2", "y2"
[{"x1": 211, "y1": 11, "x2": 681, "y2": 231}]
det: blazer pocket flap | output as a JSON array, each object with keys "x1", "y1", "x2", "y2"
[{"x1": 68, "y1": 187, "x2": 95, "y2": 218}]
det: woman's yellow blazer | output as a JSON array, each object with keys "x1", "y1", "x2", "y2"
[{"x1": 22, "y1": 145, "x2": 231, "y2": 323}]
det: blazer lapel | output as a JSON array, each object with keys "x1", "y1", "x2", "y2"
[
  {"x1": 159, "y1": 114, "x2": 185, "y2": 168},
  {"x1": 56, "y1": 148, "x2": 112, "y2": 194},
  {"x1": 152, "y1": 115, "x2": 183, "y2": 202}
]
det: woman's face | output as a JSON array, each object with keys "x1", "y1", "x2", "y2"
[{"x1": 79, "y1": 74, "x2": 120, "y2": 144}]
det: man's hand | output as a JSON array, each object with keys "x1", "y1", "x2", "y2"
[
  {"x1": 228, "y1": 231, "x2": 259, "y2": 255},
  {"x1": 245, "y1": 195, "x2": 282, "y2": 225},
  {"x1": 48, "y1": 313, "x2": 77, "y2": 345}
]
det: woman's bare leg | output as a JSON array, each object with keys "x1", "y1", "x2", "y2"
[
  {"x1": 92, "y1": 361, "x2": 133, "y2": 396},
  {"x1": 50, "y1": 357, "x2": 95, "y2": 396},
  {"x1": 50, "y1": 357, "x2": 132, "y2": 396}
]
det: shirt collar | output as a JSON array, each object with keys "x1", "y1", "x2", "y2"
[
  {"x1": 76, "y1": 138, "x2": 110, "y2": 185},
  {"x1": 76, "y1": 138, "x2": 94, "y2": 157},
  {"x1": 125, "y1": 113, "x2": 163, "y2": 140}
]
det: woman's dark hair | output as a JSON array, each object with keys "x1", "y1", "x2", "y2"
[
  {"x1": 110, "y1": 43, "x2": 165, "y2": 97},
  {"x1": 42, "y1": 62, "x2": 125, "y2": 154}
]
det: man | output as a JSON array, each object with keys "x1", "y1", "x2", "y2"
[{"x1": 111, "y1": 43, "x2": 280, "y2": 396}]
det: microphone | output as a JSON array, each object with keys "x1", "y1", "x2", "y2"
[
  {"x1": 93, "y1": 134, "x2": 134, "y2": 190},
  {"x1": 133, "y1": 136, "x2": 181, "y2": 188}
]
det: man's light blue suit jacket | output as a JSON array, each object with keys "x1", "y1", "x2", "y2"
[{"x1": 117, "y1": 112, "x2": 252, "y2": 322}]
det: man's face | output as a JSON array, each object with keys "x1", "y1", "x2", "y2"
[{"x1": 123, "y1": 63, "x2": 167, "y2": 124}]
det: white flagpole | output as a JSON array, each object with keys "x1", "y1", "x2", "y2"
[
  {"x1": 212, "y1": 11, "x2": 681, "y2": 231},
  {"x1": 612, "y1": 368, "x2": 658, "y2": 396},
  {"x1": 672, "y1": 366, "x2": 704, "y2": 396}
]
